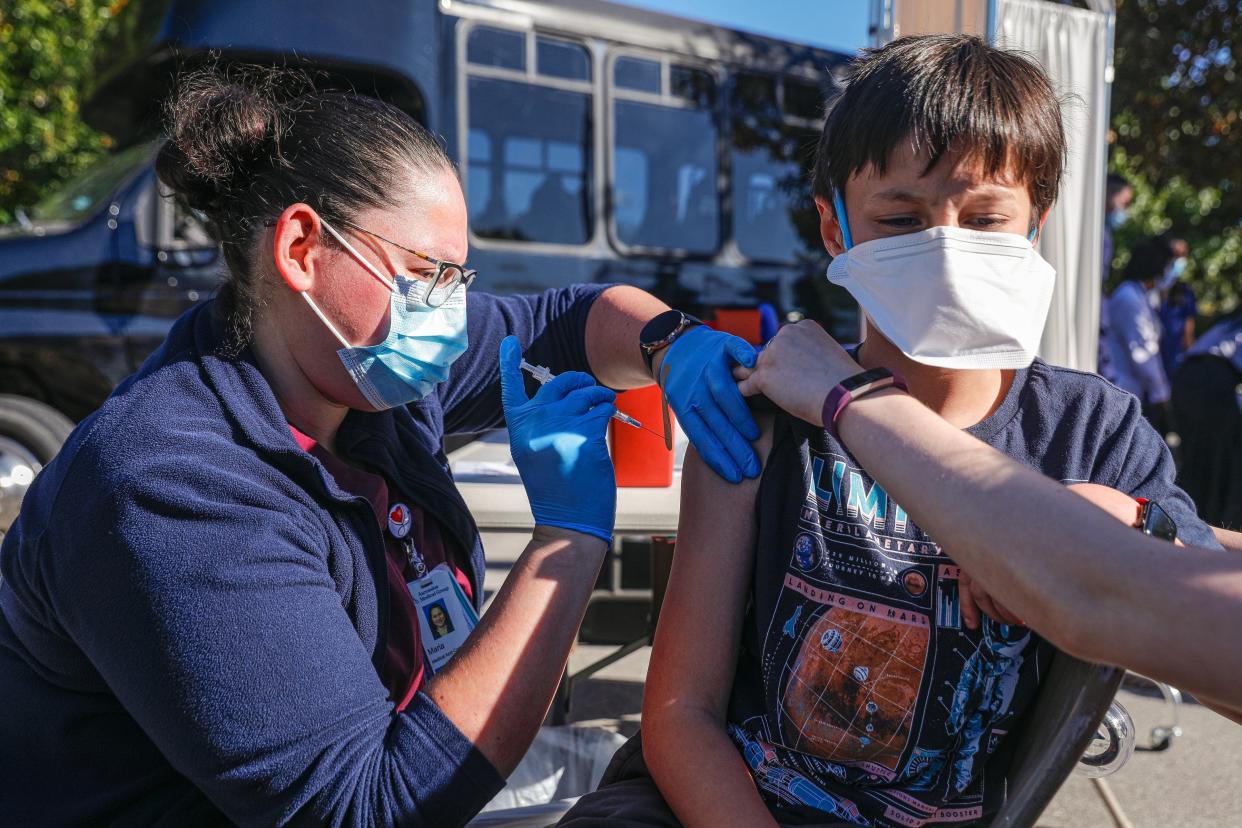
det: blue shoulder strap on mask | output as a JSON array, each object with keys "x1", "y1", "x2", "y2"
[
  {"x1": 832, "y1": 190, "x2": 854, "y2": 250},
  {"x1": 1027, "y1": 226, "x2": 1038, "y2": 242}
]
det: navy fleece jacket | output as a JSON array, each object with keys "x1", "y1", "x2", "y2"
[{"x1": 0, "y1": 285, "x2": 606, "y2": 826}]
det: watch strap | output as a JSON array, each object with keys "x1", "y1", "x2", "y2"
[
  {"x1": 822, "y1": 368, "x2": 907, "y2": 439},
  {"x1": 657, "y1": 360, "x2": 674, "y2": 451}
]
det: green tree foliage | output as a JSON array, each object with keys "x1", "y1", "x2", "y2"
[
  {"x1": 1110, "y1": 0, "x2": 1241, "y2": 311},
  {"x1": 0, "y1": 0, "x2": 115, "y2": 224}
]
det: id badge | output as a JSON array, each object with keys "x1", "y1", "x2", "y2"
[{"x1": 409, "y1": 564, "x2": 479, "y2": 674}]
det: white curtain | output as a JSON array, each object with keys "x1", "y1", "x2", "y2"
[{"x1": 998, "y1": 0, "x2": 1113, "y2": 371}]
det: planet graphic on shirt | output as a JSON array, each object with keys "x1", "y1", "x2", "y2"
[
  {"x1": 902, "y1": 568, "x2": 928, "y2": 597},
  {"x1": 782, "y1": 606, "x2": 928, "y2": 773},
  {"x1": 793, "y1": 533, "x2": 820, "y2": 571}
]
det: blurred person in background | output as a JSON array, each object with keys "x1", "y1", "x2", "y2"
[
  {"x1": 1157, "y1": 237, "x2": 1197, "y2": 377},
  {"x1": 1172, "y1": 304, "x2": 1242, "y2": 529},
  {"x1": 1103, "y1": 173, "x2": 1134, "y2": 280},
  {"x1": 1098, "y1": 173, "x2": 1134, "y2": 378},
  {"x1": 1102, "y1": 234, "x2": 1178, "y2": 429}
]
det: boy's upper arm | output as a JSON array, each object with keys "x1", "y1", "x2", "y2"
[
  {"x1": 645, "y1": 421, "x2": 774, "y2": 719},
  {"x1": 1099, "y1": 396, "x2": 1220, "y2": 549}
]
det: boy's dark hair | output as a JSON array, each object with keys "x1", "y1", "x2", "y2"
[
  {"x1": 812, "y1": 35, "x2": 1066, "y2": 222},
  {"x1": 156, "y1": 64, "x2": 453, "y2": 354}
]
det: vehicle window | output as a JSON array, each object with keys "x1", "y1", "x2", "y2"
[
  {"x1": 731, "y1": 71, "x2": 825, "y2": 263},
  {"x1": 169, "y1": 200, "x2": 214, "y2": 248},
  {"x1": 614, "y1": 57, "x2": 661, "y2": 94},
  {"x1": 784, "y1": 77, "x2": 824, "y2": 120},
  {"x1": 25, "y1": 142, "x2": 154, "y2": 225},
  {"x1": 538, "y1": 37, "x2": 590, "y2": 81},
  {"x1": 670, "y1": 65, "x2": 715, "y2": 108},
  {"x1": 467, "y1": 77, "x2": 591, "y2": 244},
  {"x1": 467, "y1": 26, "x2": 525, "y2": 71},
  {"x1": 612, "y1": 59, "x2": 719, "y2": 254}
]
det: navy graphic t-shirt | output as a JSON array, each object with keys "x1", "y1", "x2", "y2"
[{"x1": 728, "y1": 359, "x2": 1216, "y2": 827}]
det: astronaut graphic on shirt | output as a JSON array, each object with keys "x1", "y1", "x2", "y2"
[{"x1": 902, "y1": 621, "x2": 1029, "y2": 796}]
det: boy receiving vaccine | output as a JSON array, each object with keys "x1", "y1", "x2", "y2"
[{"x1": 563, "y1": 35, "x2": 1216, "y2": 828}]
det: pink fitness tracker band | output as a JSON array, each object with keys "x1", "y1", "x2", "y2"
[{"x1": 822, "y1": 368, "x2": 908, "y2": 439}]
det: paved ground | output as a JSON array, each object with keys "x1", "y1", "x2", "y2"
[{"x1": 560, "y1": 643, "x2": 1242, "y2": 827}]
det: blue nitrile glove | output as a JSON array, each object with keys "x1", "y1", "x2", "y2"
[
  {"x1": 499, "y1": 336, "x2": 618, "y2": 542},
  {"x1": 659, "y1": 326, "x2": 760, "y2": 483}
]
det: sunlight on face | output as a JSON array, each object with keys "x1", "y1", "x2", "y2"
[
  {"x1": 289, "y1": 167, "x2": 469, "y2": 412},
  {"x1": 318, "y1": 168, "x2": 469, "y2": 349},
  {"x1": 839, "y1": 141, "x2": 1035, "y2": 248}
]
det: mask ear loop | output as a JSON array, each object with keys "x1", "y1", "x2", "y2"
[
  {"x1": 320, "y1": 218, "x2": 399, "y2": 295},
  {"x1": 832, "y1": 190, "x2": 854, "y2": 250},
  {"x1": 298, "y1": 217, "x2": 397, "y2": 350},
  {"x1": 1028, "y1": 208, "x2": 1051, "y2": 243},
  {"x1": 301, "y1": 291, "x2": 352, "y2": 350}
]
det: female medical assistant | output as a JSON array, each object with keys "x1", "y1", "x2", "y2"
[{"x1": 0, "y1": 73, "x2": 759, "y2": 824}]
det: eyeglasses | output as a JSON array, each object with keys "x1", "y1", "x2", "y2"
[
  {"x1": 265, "y1": 215, "x2": 478, "y2": 308},
  {"x1": 337, "y1": 218, "x2": 477, "y2": 308}
]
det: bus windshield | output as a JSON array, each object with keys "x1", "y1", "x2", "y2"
[{"x1": 24, "y1": 143, "x2": 155, "y2": 226}]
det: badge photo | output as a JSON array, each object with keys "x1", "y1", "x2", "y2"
[{"x1": 410, "y1": 564, "x2": 479, "y2": 674}]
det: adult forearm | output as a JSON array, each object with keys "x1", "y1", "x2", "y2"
[
  {"x1": 643, "y1": 709, "x2": 777, "y2": 828},
  {"x1": 836, "y1": 390, "x2": 1242, "y2": 706},
  {"x1": 1214, "y1": 526, "x2": 1242, "y2": 554},
  {"x1": 425, "y1": 526, "x2": 607, "y2": 775},
  {"x1": 584, "y1": 285, "x2": 670, "y2": 388}
]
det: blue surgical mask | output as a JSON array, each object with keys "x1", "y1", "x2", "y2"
[
  {"x1": 300, "y1": 218, "x2": 469, "y2": 410},
  {"x1": 1167, "y1": 256, "x2": 1188, "y2": 281},
  {"x1": 1107, "y1": 208, "x2": 1128, "y2": 231},
  {"x1": 1155, "y1": 257, "x2": 1188, "y2": 294}
]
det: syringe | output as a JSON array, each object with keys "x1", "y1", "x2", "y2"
[{"x1": 519, "y1": 359, "x2": 644, "y2": 431}]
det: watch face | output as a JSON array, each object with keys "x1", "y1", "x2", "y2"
[
  {"x1": 1141, "y1": 501, "x2": 1178, "y2": 542},
  {"x1": 641, "y1": 310, "x2": 690, "y2": 350}
]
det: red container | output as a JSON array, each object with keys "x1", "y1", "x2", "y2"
[
  {"x1": 610, "y1": 385, "x2": 674, "y2": 487},
  {"x1": 710, "y1": 308, "x2": 763, "y2": 345}
]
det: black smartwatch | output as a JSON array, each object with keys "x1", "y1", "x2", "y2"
[
  {"x1": 1135, "y1": 498, "x2": 1178, "y2": 543},
  {"x1": 639, "y1": 310, "x2": 703, "y2": 376}
]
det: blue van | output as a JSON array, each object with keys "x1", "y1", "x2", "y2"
[{"x1": 0, "y1": 0, "x2": 856, "y2": 527}]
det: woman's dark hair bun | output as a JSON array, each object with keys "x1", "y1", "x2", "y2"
[{"x1": 155, "y1": 66, "x2": 305, "y2": 214}]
